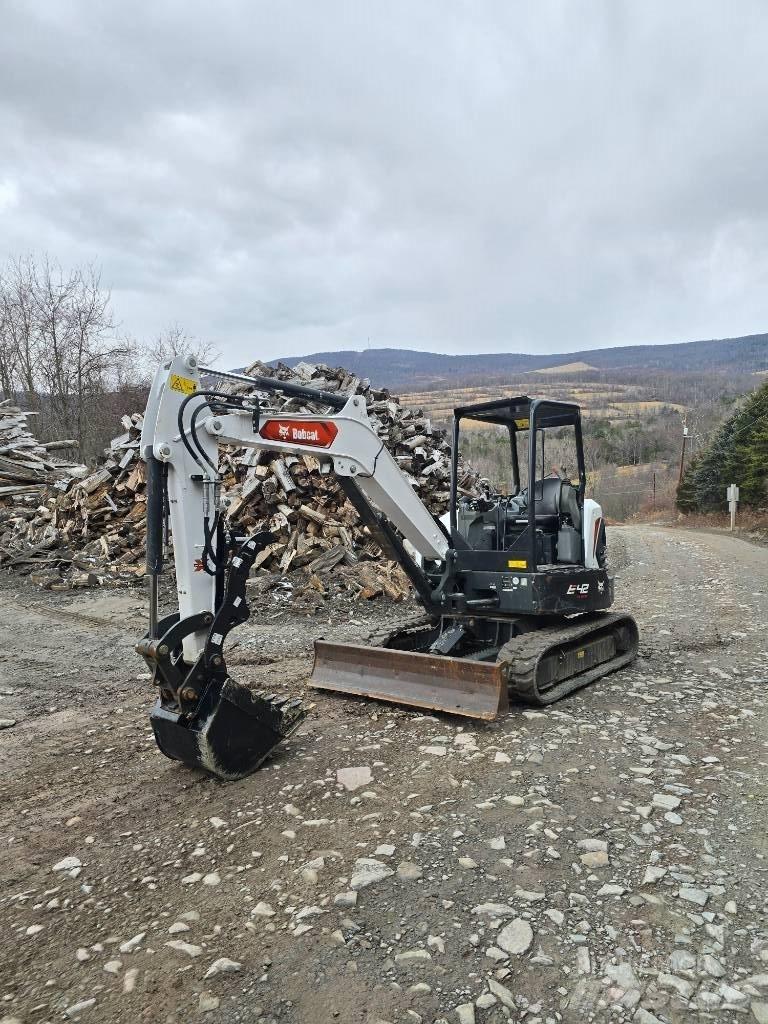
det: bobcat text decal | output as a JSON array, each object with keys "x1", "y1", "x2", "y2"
[{"x1": 259, "y1": 419, "x2": 338, "y2": 448}]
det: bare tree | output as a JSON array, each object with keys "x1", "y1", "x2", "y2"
[
  {"x1": 145, "y1": 323, "x2": 219, "y2": 368},
  {"x1": 0, "y1": 254, "x2": 137, "y2": 460}
]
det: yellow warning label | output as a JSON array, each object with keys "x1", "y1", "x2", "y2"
[
  {"x1": 514, "y1": 418, "x2": 530, "y2": 429},
  {"x1": 576, "y1": 649, "x2": 585, "y2": 659},
  {"x1": 507, "y1": 559, "x2": 528, "y2": 569},
  {"x1": 169, "y1": 374, "x2": 197, "y2": 395}
]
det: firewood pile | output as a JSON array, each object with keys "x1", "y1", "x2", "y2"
[
  {"x1": 0, "y1": 400, "x2": 85, "y2": 502},
  {"x1": 0, "y1": 362, "x2": 481, "y2": 600}
]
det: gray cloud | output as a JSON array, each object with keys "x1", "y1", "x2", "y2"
[{"x1": 1, "y1": 0, "x2": 767, "y2": 364}]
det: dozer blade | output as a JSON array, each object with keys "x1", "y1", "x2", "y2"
[
  {"x1": 150, "y1": 678, "x2": 308, "y2": 781},
  {"x1": 309, "y1": 641, "x2": 508, "y2": 721}
]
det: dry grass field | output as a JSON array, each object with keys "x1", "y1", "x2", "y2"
[{"x1": 401, "y1": 380, "x2": 686, "y2": 428}]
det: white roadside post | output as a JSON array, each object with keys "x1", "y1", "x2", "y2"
[{"x1": 726, "y1": 483, "x2": 739, "y2": 532}]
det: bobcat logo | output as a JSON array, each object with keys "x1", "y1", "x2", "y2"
[{"x1": 278, "y1": 423, "x2": 291, "y2": 439}]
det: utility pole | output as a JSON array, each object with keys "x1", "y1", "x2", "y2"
[
  {"x1": 652, "y1": 471, "x2": 656, "y2": 510},
  {"x1": 678, "y1": 424, "x2": 689, "y2": 486}
]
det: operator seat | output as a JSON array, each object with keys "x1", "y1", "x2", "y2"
[{"x1": 513, "y1": 478, "x2": 582, "y2": 531}]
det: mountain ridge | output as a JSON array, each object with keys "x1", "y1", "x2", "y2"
[{"x1": 271, "y1": 332, "x2": 768, "y2": 389}]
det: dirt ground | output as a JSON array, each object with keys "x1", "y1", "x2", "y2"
[{"x1": 1, "y1": 525, "x2": 767, "y2": 1024}]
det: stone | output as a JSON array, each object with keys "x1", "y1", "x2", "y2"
[
  {"x1": 678, "y1": 886, "x2": 708, "y2": 906},
  {"x1": 487, "y1": 978, "x2": 515, "y2": 1010},
  {"x1": 0, "y1": 719, "x2": 16, "y2": 729},
  {"x1": 596, "y1": 884, "x2": 625, "y2": 897},
  {"x1": 209, "y1": 817, "x2": 226, "y2": 829},
  {"x1": 165, "y1": 940, "x2": 203, "y2": 957},
  {"x1": 577, "y1": 839, "x2": 608, "y2": 852},
  {"x1": 634, "y1": 1010, "x2": 664, "y2": 1024},
  {"x1": 350, "y1": 858, "x2": 394, "y2": 890},
  {"x1": 657, "y1": 973, "x2": 694, "y2": 999},
  {"x1": 204, "y1": 958, "x2": 242, "y2": 978},
  {"x1": 199, "y1": 994, "x2": 220, "y2": 1012},
  {"x1": 252, "y1": 901, "x2": 275, "y2": 917},
  {"x1": 123, "y1": 968, "x2": 139, "y2": 994},
  {"x1": 652, "y1": 793, "x2": 681, "y2": 810},
  {"x1": 485, "y1": 946, "x2": 507, "y2": 961},
  {"x1": 700, "y1": 955, "x2": 725, "y2": 978},
  {"x1": 52, "y1": 856, "x2": 82, "y2": 873},
  {"x1": 664, "y1": 812, "x2": 683, "y2": 825},
  {"x1": 514, "y1": 888, "x2": 545, "y2": 902},
  {"x1": 374, "y1": 844, "x2": 396, "y2": 857},
  {"x1": 472, "y1": 902, "x2": 514, "y2": 917},
  {"x1": 396, "y1": 861, "x2": 423, "y2": 881},
  {"x1": 168, "y1": 922, "x2": 190, "y2": 934},
  {"x1": 119, "y1": 932, "x2": 146, "y2": 954},
  {"x1": 752, "y1": 1003, "x2": 768, "y2": 1024},
  {"x1": 455, "y1": 1004, "x2": 475, "y2": 1024},
  {"x1": 202, "y1": 871, "x2": 221, "y2": 887},
  {"x1": 605, "y1": 963, "x2": 639, "y2": 990},
  {"x1": 576, "y1": 947, "x2": 591, "y2": 974},
  {"x1": 719, "y1": 984, "x2": 748, "y2": 1007},
  {"x1": 476, "y1": 993, "x2": 497, "y2": 1008},
  {"x1": 494, "y1": 752, "x2": 511, "y2": 763},
  {"x1": 458, "y1": 857, "x2": 478, "y2": 869},
  {"x1": 336, "y1": 766, "x2": 373, "y2": 791},
  {"x1": 497, "y1": 918, "x2": 533, "y2": 955},
  {"x1": 65, "y1": 999, "x2": 96, "y2": 1018},
  {"x1": 668, "y1": 949, "x2": 696, "y2": 973},
  {"x1": 334, "y1": 891, "x2": 358, "y2": 907},
  {"x1": 545, "y1": 909, "x2": 565, "y2": 926},
  {"x1": 103, "y1": 960, "x2": 122, "y2": 974},
  {"x1": 580, "y1": 850, "x2": 609, "y2": 867},
  {"x1": 394, "y1": 949, "x2": 431, "y2": 963},
  {"x1": 642, "y1": 866, "x2": 667, "y2": 884},
  {"x1": 488, "y1": 836, "x2": 506, "y2": 850}
]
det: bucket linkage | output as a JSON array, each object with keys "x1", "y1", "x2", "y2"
[{"x1": 137, "y1": 531, "x2": 307, "y2": 780}]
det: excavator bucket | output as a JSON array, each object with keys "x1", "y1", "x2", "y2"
[
  {"x1": 309, "y1": 641, "x2": 508, "y2": 721},
  {"x1": 150, "y1": 678, "x2": 307, "y2": 780}
]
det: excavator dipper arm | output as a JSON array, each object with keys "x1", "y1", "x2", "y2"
[{"x1": 137, "y1": 355, "x2": 448, "y2": 779}]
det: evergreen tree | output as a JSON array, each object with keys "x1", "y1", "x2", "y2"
[
  {"x1": 682, "y1": 380, "x2": 768, "y2": 512},
  {"x1": 676, "y1": 457, "x2": 699, "y2": 512}
]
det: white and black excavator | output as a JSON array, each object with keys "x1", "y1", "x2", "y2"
[{"x1": 137, "y1": 355, "x2": 639, "y2": 779}]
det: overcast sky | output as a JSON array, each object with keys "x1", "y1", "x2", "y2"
[{"x1": 1, "y1": 2, "x2": 767, "y2": 365}]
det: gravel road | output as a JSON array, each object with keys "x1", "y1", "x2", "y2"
[{"x1": 1, "y1": 525, "x2": 767, "y2": 1024}]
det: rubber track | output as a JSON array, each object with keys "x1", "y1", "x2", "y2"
[
  {"x1": 363, "y1": 611, "x2": 437, "y2": 649},
  {"x1": 497, "y1": 611, "x2": 639, "y2": 706}
]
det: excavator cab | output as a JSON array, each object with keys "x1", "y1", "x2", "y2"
[{"x1": 449, "y1": 397, "x2": 591, "y2": 566}]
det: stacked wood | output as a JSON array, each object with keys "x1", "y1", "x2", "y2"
[
  {"x1": 0, "y1": 362, "x2": 481, "y2": 597},
  {"x1": 0, "y1": 400, "x2": 85, "y2": 502}
]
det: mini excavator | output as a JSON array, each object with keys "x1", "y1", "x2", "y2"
[{"x1": 137, "y1": 355, "x2": 638, "y2": 779}]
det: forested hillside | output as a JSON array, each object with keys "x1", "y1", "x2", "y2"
[{"x1": 277, "y1": 334, "x2": 768, "y2": 390}]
